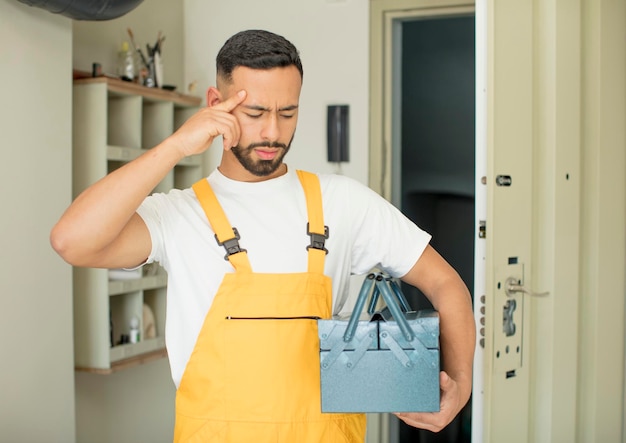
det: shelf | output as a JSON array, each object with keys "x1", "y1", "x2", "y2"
[
  {"x1": 107, "y1": 145, "x2": 143, "y2": 162},
  {"x1": 110, "y1": 336, "x2": 166, "y2": 363},
  {"x1": 109, "y1": 274, "x2": 168, "y2": 296},
  {"x1": 72, "y1": 77, "x2": 204, "y2": 374},
  {"x1": 76, "y1": 347, "x2": 168, "y2": 375},
  {"x1": 107, "y1": 145, "x2": 202, "y2": 168},
  {"x1": 177, "y1": 155, "x2": 202, "y2": 167},
  {"x1": 74, "y1": 76, "x2": 202, "y2": 108}
]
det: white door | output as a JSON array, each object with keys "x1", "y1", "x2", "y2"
[{"x1": 476, "y1": 0, "x2": 536, "y2": 442}]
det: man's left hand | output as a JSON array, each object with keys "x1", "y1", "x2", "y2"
[{"x1": 394, "y1": 371, "x2": 466, "y2": 433}]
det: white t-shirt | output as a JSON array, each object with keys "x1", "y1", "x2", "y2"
[{"x1": 137, "y1": 168, "x2": 431, "y2": 387}]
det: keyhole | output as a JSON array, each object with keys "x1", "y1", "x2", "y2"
[{"x1": 503, "y1": 299, "x2": 517, "y2": 337}]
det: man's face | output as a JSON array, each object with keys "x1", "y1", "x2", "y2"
[{"x1": 220, "y1": 65, "x2": 302, "y2": 180}]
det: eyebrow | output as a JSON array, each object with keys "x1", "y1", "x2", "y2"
[{"x1": 242, "y1": 104, "x2": 299, "y2": 112}]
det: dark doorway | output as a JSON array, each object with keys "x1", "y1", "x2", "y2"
[{"x1": 397, "y1": 14, "x2": 475, "y2": 443}]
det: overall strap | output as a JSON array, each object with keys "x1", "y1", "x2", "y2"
[
  {"x1": 192, "y1": 179, "x2": 252, "y2": 273},
  {"x1": 296, "y1": 170, "x2": 328, "y2": 275}
]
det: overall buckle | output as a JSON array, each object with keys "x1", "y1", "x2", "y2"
[
  {"x1": 307, "y1": 223, "x2": 329, "y2": 255},
  {"x1": 215, "y1": 227, "x2": 247, "y2": 260}
]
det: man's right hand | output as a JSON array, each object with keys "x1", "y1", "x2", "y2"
[{"x1": 170, "y1": 90, "x2": 247, "y2": 158}]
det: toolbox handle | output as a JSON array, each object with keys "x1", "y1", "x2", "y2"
[
  {"x1": 367, "y1": 275, "x2": 412, "y2": 314},
  {"x1": 343, "y1": 272, "x2": 415, "y2": 343}
]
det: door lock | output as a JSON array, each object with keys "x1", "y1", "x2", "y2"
[
  {"x1": 502, "y1": 299, "x2": 517, "y2": 337},
  {"x1": 505, "y1": 277, "x2": 549, "y2": 298}
]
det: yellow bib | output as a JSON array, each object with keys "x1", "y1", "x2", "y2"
[{"x1": 173, "y1": 171, "x2": 366, "y2": 442}]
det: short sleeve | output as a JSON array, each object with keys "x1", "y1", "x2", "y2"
[{"x1": 342, "y1": 178, "x2": 431, "y2": 277}]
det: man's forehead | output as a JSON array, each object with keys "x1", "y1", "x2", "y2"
[{"x1": 225, "y1": 66, "x2": 301, "y2": 109}]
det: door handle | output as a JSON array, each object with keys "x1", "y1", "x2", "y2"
[{"x1": 505, "y1": 277, "x2": 549, "y2": 297}]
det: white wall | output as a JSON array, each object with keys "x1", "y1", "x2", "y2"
[
  {"x1": 184, "y1": 0, "x2": 370, "y2": 184},
  {"x1": 0, "y1": 2, "x2": 75, "y2": 442},
  {"x1": 74, "y1": 361, "x2": 175, "y2": 443}
]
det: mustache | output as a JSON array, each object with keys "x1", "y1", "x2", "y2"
[{"x1": 244, "y1": 141, "x2": 288, "y2": 150}]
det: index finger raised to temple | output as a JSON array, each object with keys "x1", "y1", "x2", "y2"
[{"x1": 213, "y1": 90, "x2": 247, "y2": 112}]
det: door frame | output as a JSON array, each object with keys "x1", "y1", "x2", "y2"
[
  {"x1": 369, "y1": 0, "x2": 475, "y2": 201},
  {"x1": 368, "y1": 1, "x2": 479, "y2": 442}
]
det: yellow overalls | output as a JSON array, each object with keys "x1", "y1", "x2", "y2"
[{"x1": 173, "y1": 170, "x2": 366, "y2": 442}]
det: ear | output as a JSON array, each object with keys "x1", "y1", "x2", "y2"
[{"x1": 206, "y1": 87, "x2": 222, "y2": 107}]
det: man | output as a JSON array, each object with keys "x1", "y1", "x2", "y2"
[{"x1": 51, "y1": 30, "x2": 475, "y2": 442}]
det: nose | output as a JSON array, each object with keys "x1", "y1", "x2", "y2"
[{"x1": 260, "y1": 113, "x2": 280, "y2": 142}]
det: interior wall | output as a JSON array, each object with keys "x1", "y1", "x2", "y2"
[
  {"x1": 183, "y1": 0, "x2": 370, "y2": 184},
  {"x1": 577, "y1": 0, "x2": 626, "y2": 441},
  {"x1": 529, "y1": 1, "x2": 582, "y2": 441},
  {"x1": 75, "y1": 361, "x2": 175, "y2": 443},
  {"x1": 0, "y1": 2, "x2": 75, "y2": 442},
  {"x1": 528, "y1": 0, "x2": 582, "y2": 440}
]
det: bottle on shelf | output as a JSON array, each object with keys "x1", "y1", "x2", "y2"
[
  {"x1": 117, "y1": 41, "x2": 136, "y2": 82},
  {"x1": 129, "y1": 316, "x2": 141, "y2": 344}
]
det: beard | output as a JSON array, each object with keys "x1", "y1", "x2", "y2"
[{"x1": 230, "y1": 137, "x2": 293, "y2": 177}]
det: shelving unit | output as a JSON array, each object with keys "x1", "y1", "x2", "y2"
[{"x1": 72, "y1": 77, "x2": 203, "y2": 373}]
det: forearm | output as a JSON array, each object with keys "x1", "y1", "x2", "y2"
[
  {"x1": 50, "y1": 137, "x2": 184, "y2": 265},
  {"x1": 400, "y1": 246, "x2": 476, "y2": 404},
  {"x1": 396, "y1": 251, "x2": 476, "y2": 431},
  {"x1": 433, "y1": 276, "x2": 475, "y2": 404}
]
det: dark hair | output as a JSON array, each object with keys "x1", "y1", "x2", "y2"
[{"x1": 216, "y1": 30, "x2": 303, "y2": 83}]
